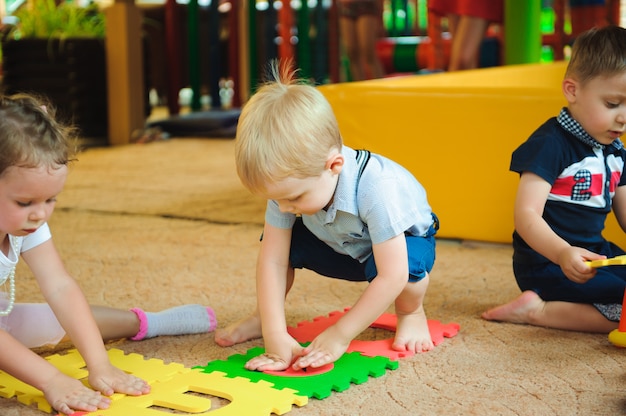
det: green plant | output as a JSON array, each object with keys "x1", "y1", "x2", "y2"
[{"x1": 9, "y1": 0, "x2": 105, "y2": 39}]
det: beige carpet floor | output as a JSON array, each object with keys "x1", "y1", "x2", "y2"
[{"x1": 0, "y1": 139, "x2": 624, "y2": 415}]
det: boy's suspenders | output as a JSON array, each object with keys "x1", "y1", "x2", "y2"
[
  {"x1": 354, "y1": 149, "x2": 371, "y2": 224},
  {"x1": 355, "y1": 148, "x2": 438, "y2": 233},
  {"x1": 355, "y1": 149, "x2": 371, "y2": 180}
]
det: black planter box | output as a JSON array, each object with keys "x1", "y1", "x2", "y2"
[{"x1": 1, "y1": 38, "x2": 108, "y2": 139}]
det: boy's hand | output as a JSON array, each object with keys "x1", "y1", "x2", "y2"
[
  {"x1": 43, "y1": 372, "x2": 111, "y2": 415},
  {"x1": 88, "y1": 363, "x2": 150, "y2": 397},
  {"x1": 292, "y1": 325, "x2": 351, "y2": 370},
  {"x1": 558, "y1": 246, "x2": 604, "y2": 283},
  {"x1": 245, "y1": 334, "x2": 304, "y2": 371}
]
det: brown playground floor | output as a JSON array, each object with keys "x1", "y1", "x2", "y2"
[{"x1": 0, "y1": 138, "x2": 624, "y2": 416}]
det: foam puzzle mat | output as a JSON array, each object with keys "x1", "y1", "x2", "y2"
[{"x1": 0, "y1": 309, "x2": 459, "y2": 415}]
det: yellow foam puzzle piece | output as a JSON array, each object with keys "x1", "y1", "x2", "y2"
[
  {"x1": 0, "y1": 349, "x2": 94, "y2": 412},
  {"x1": 105, "y1": 348, "x2": 191, "y2": 384},
  {"x1": 0, "y1": 371, "x2": 50, "y2": 411},
  {"x1": 84, "y1": 370, "x2": 307, "y2": 416},
  {"x1": 0, "y1": 348, "x2": 307, "y2": 416}
]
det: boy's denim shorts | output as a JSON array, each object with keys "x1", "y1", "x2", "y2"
[{"x1": 287, "y1": 215, "x2": 438, "y2": 283}]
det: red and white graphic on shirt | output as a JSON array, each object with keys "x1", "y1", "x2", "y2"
[{"x1": 548, "y1": 153, "x2": 623, "y2": 208}]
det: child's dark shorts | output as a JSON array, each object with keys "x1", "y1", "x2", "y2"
[
  {"x1": 288, "y1": 215, "x2": 438, "y2": 283},
  {"x1": 513, "y1": 240, "x2": 626, "y2": 321}
]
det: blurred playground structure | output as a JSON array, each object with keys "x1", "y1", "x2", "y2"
[
  {"x1": 3, "y1": 0, "x2": 623, "y2": 113},
  {"x1": 1, "y1": 0, "x2": 625, "y2": 146},
  {"x1": 149, "y1": 0, "x2": 624, "y2": 113},
  {"x1": 141, "y1": 0, "x2": 623, "y2": 114}
]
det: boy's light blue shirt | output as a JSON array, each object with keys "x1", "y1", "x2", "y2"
[{"x1": 265, "y1": 146, "x2": 433, "y2": 263}]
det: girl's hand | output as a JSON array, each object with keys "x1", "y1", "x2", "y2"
[
  {"x1": 245, "y1": 333, "x2": 304, "y2": 372},
  {"x1": 88, "y1": 362, "x2": 150, "y2": 397},
  {"x1": 43, "y1": 372, "x2": 111, "y2": 415},
  {"x1": 292, "y1": 325, "x2": 350, "y2": 370}
]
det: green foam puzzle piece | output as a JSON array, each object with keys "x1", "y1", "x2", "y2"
[{"x1": 196, "y1": 346, "x2": 398, "y2": 399}]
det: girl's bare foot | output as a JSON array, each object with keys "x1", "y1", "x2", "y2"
[
  {"x1": 214, "y1": 314, "x2": 262, "y2": 347},
  {"x1": 392, "y1": 307, "x2": 434, "y2": 353},
  {"x1": 481, "y1": 290, "x2": 543, "y2": 324}
]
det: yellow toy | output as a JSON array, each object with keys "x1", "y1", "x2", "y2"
[
  {"x1": 608, "y1": 290, "x2": 626, "y2": 348},
  {"x1": 584, "y1": 256, "x2": 626, "y2": 347},
  {"x1": 586, "y1": 255, "x2": 626, "y2": 268}
]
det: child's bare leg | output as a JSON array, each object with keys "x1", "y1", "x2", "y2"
[
  {"x1": 92, "y1": 304, "x2": 217, "y2": 341},
  {"x1": 5, "y1": 304, "x2": 216, "y2": 349},
  {"x1": 481, "y1": 290, "x2": 618, "y2": 333},
  {"x1": 216, "y1": 267, "x2": 295, "y2": 347},
  {"x1": 393, "y1": 273, "x2": 434, "y2": 353},
  {"x1": 89, "y1": 306, "x2": 140, "y2": 340}
]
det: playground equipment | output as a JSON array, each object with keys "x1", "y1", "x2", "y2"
[
  {"x1": 586, "y1": 257, "x2": 626, "y2": 348},
  {"x1": 542, "y1": 0, "x2": 621, "y2": 60},
  {"x1": 608, "y1": 290, "x2": 626, "y2": 348},
  {"x1": 103, "y1": 0, "x2": 622, "y2": 143},
  {"x1": 375, "y1": 34, "x2": 500, "y2": 74}
]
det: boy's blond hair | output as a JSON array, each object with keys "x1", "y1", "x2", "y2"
[
  {"x1": 235, "y1": 61, "x2": 342, "y2": 193},
  {"x1": 565, "y1": 25, "x2": 626, "y2": 85}
]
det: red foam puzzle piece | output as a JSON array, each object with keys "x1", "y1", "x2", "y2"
[
  {"x1": 287, "y1": 308, "x2": 460, "y2": 360},
  {"x1": 264, "y1": 363, "x2": 335, "y2": 377}
]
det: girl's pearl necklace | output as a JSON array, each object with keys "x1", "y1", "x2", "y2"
[{"x1": 0, "y1": 236, "x2": 18, "y2": 316}]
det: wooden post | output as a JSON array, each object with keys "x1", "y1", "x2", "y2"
[
  {"x1": 234, "y1": 1, "x2": 250, "y2": 104},
  {"x1": 229, "y1": 0, "x2": 242, "y2": 108},
  {"x1": 187, "y1": 0, "x2": 202, "y2": 111},
  {"x1": 164, "y1": 0, "x2": 182, "y2": 115},
  {"x1": 105, "y1": 0, "x2": 145, "y2": 145}
]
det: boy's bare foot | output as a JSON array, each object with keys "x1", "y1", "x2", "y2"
[
  {"x1": 214, "y1": 314, "x2": 262, "y2": 347},
  {"x1": 392, "y1": 307, "x2": 434, "y2": 353},
  {"x1": 481, "y1": 290, "x2": 543, "y2": 324}
]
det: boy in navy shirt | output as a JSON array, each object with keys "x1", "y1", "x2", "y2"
[{"x1": 483, "y1": 25, "x2": 626, "y2": 332}]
